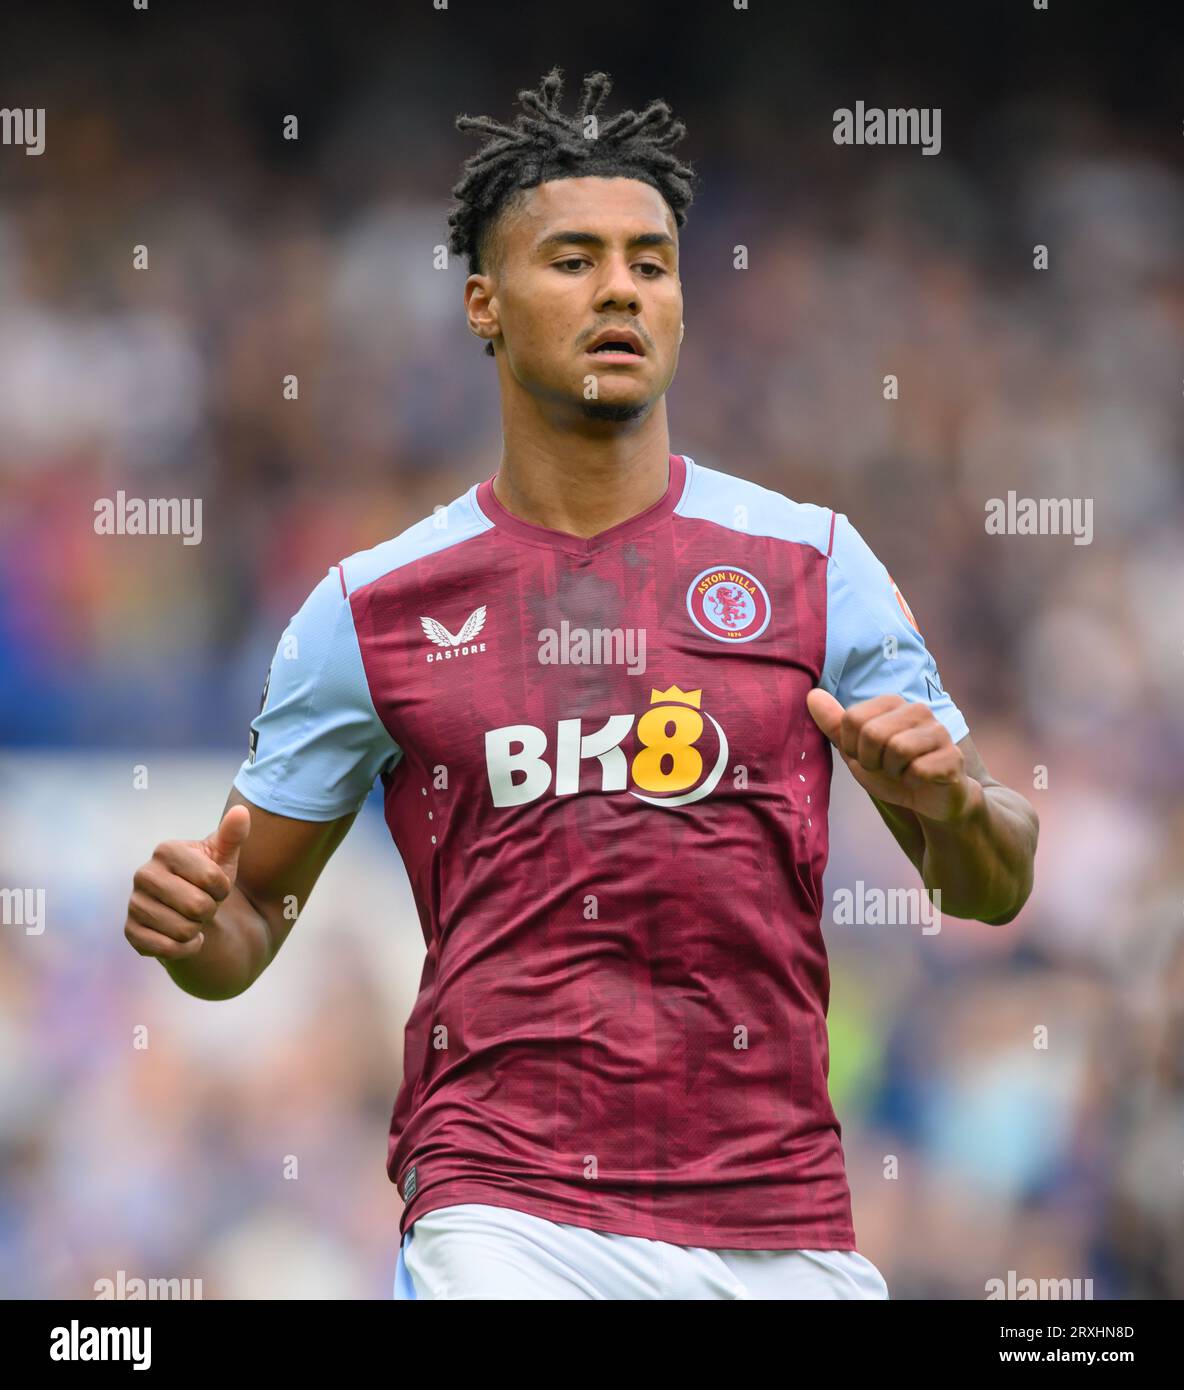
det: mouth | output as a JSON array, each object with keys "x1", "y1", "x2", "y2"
[{"x1": 586, "y1": 330, "x2": 646, "y2": 361}]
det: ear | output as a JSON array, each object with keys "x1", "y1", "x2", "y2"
[
  {"x1": 679, "y1": 321, "x2": 685, "y2": 343},
  {"x1": 464, "y1": 274, "x2": 499, "y2": 355}
]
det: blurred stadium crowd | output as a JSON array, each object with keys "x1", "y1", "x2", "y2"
[{"x1": 1, "y1": 13, "x2": 1183, "y2": 1298}]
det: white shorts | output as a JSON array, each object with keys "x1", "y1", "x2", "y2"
[{"x1": 393, "y1": 1202, "x2": 889, "y2": 1300}]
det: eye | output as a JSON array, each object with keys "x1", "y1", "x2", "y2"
[
  {"x1": 555, "y1": 257, "x2": 588, "y2": 272},
  {"x1": 636, "y1": 263, "x2": 667, "y2": 277}
]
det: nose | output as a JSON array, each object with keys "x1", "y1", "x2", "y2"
[{"x1": 594, "y1": 254, "x2": 641, "y2": 313}]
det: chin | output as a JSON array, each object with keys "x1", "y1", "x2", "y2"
[{"x1": 579, "y1": 399, "x2": 651, "y2": 423}]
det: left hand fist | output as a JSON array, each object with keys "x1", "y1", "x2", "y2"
[{"x1": 806, "y1": 690, "x2": 979, "y2": 824}]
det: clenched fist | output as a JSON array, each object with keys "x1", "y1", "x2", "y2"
[
  {"x1": 124, "y1": 805, "x2": 252, "y2": 960},
  {"x1": 806, "y1": 690, "x2": 980, "y2": 824}
]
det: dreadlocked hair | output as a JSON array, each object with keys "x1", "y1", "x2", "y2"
[{"x1": 448, "y1": 67, "x2": 697, "y2": 354}]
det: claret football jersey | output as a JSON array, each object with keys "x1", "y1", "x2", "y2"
[{"x1": 234, "y1": 452, "x2": 968, "y2": 1249}]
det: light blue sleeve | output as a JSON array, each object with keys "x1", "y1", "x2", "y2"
[
  {"x1": 232, "y1": 567, "x2": 403, "y2": 821},
  {"x1": 820, "y1": 512, "x2": 969, "y2": 744}
]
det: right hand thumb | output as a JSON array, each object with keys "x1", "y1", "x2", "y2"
[{"x1": 205, "y1": 804, "x2": 251, "y2": 877}]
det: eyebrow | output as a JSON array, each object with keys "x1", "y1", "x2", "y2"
[{"x1": 535, "y1": 230, "x2": 676, "y2": 254}]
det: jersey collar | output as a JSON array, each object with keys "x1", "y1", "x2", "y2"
[{"x1": 473, "y1": 453, "x2": 690, "y2": 556}]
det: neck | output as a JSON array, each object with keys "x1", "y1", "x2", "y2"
[{"x1": 492, "y1": 396, "x2": 672, "y2": 539}]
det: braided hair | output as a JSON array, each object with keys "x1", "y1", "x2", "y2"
[{"x1": 448, "y1": 68, "x2": 697, "y2": 355}]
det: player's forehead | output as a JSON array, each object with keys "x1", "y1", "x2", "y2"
[{"x1": 505, "y1": 176, "x2": 678, "y2": 258}]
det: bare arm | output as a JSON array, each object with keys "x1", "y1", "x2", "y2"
[
  {"x1": 124, "y1": 789, "x2": 357, "y2": 1000},
  {"x1": 808, "y1": 690, "x2": 1038, "y2": 925},
  {"x1": 867, "y1": 734, "x2": 1038, "y2": 924}
]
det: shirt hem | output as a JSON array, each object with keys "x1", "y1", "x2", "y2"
[{"x1": 401, "y1": 1182, "x2": 857, "y2": 1253}]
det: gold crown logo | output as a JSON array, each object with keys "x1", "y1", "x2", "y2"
[{"x1": 650, "y1": 685, "x2": 702, "y2": 708}]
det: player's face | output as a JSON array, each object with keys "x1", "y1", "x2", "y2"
[{"x1": 472, "y1": 176, "x2": 683, "y2": 420}]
